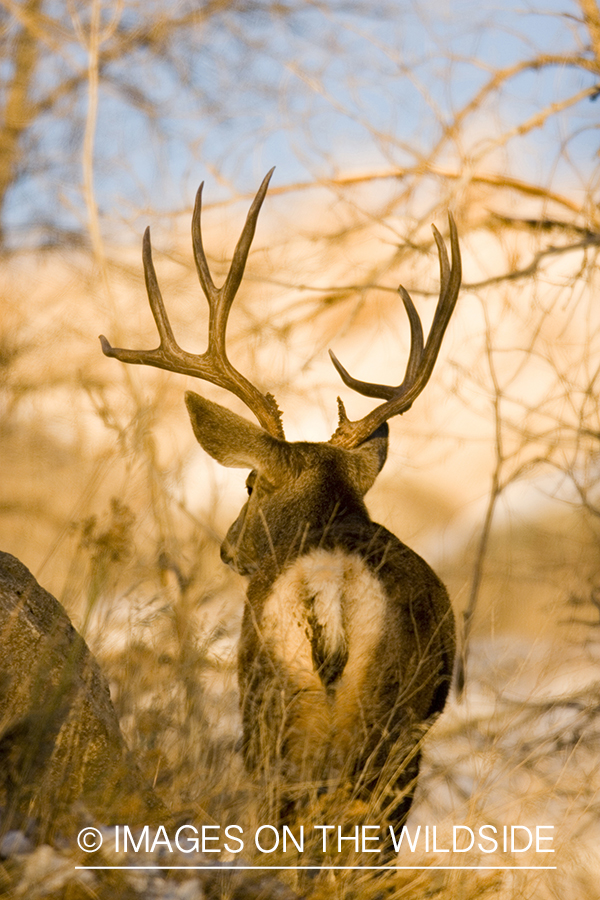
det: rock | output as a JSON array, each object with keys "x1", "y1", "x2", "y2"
[
  {"x1": 0, "y1": 551, "x2": 171, "y2": 837},
  {"x1": 12, "y1": 843, "x2": 81, "y2": 897},
  {"x1": 0, "y1": 553, "x2": 303, "y2": 900},
  {"x1": 0, "y1": 829, "x2": 33, "y2": 858}
]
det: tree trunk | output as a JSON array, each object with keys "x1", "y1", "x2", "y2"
[{"x1": 0, "y1": 0, "x2": 42, "y2": 247}]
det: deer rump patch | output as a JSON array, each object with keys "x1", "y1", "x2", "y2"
[
  {"x1": 261, "y1": 547, "x2": 385, "y2": 693},
  {"x1": 255, "y1": 548, "x2": 388, "y2": 779}
]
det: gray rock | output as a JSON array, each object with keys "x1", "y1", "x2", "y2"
[
  {"x1": 0, "y1": 551, "x2": 170, "y2": 837},
  {"x1": 0, "y1": 829, "x2": 33, "y2": 857}
]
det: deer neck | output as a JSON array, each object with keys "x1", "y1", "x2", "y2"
[{"x1": 248, "y1": 497, "x2": 374, "y2": 594}]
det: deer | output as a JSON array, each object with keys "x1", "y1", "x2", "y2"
[{"x1": 100, "y1": 169, "x2": 459, "y2": 846}]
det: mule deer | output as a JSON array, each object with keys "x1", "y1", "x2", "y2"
[{"x1": 100, "y1": 169, "x2": 459, "y2": 837}]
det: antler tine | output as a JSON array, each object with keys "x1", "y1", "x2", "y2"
[
  {"x1": 329, "y1": 212, "x2": 461, "y2": 449},
  {"x1": 224, "y1": 168, "x2": 275, "y2": 310},
  {"x1": 192, "y1": 169, "x2": 275, "y2": 350},
  {"x1": 191, "y1": 182, "x2": 219, "y2": 302},
  {"x1": 328, "y1": 285, "x2": 424, "y2": 402},
  {"x1": 142, "y1": 226, "x2": 178, "y2": 352},
  {"x1": 100, "y1": 171, "x2": 285, "y2": 440},
  {"x1": 397, "y1": 212, "x2": 460, "y2": 403},
  {"x1": 99, "y1": 226, "x2": 179, "y2": 365},
  {"x1": 428, "y1": 213, "x2": 460, "y2": 349}
]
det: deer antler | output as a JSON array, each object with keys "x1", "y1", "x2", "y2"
[
  {"x1": 329, "y1": 212, "x2": 461, "y2": 449},
  {"x1": 100, "y1": 169, "x2": 284, "y2": 439}
]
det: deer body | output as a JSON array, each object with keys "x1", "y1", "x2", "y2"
[
  {"x1": 101, "y1": 169, "x2": 460, "y2": 831},
  {"x1": 184, "y1": 399, "x2": 455, "y2": 816},
  {"x1": 239, "y1": 513, "x2": 454, "y2": 815}
]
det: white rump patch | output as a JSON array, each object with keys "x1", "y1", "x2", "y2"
[{"x1": 261, "y1": 547, "x2": 387, "y2": 690}]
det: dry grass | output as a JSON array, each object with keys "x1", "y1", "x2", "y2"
[{"x1": 1, "y1": 230, "x2": 600, "y2": 898}]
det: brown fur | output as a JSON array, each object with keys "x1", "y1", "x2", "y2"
[
  {"x1": 100, "y1": 174, "x2": 459, "y2": 844},
  {"x1": 186, "y1": 393, "x2": 455, "y2": 830}
]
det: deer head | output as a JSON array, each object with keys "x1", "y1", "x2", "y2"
[{"x1": 100, "y1": 170, "x2": 461, "y2": 577}]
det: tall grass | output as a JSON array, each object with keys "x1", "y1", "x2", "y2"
[{"x1": 1, "y1": 211, "x2": 599, "y2": 898}]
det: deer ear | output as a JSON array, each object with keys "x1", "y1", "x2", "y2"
[
  {"x1": 346, "y1": 422, "x2": 389, "y2": 495},
  {"x1": 185, "y1": 391, "x2": 285, "y2": 476}
]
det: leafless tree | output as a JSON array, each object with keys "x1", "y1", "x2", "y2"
[{"x1": 3, "y1": 0, "x2": 600, "y2": 664}]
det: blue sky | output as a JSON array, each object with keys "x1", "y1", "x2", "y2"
[{"x1": 3, "y1": 0, "x2": 598, "y2": 245}]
